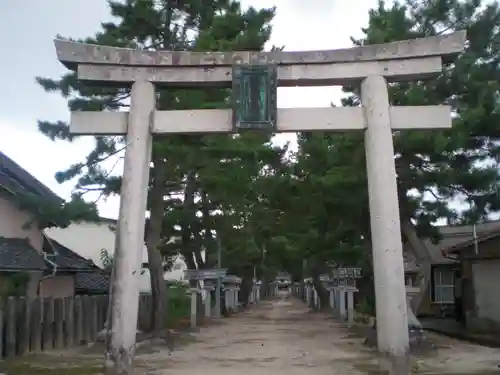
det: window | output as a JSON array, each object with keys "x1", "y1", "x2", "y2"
[
  {"x1": 433, "y1": 267, "x2": 454, "y2": 303},
  {"x1": 405, "y1": 272, "x2": 418, "y2": 287}
]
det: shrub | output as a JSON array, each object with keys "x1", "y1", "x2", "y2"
[{"x1": 166, "y1": 284, "x2": 190, "y2": 327}]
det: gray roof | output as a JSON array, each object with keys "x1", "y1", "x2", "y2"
[
  {"x1": 75, "y1": 272, "x2": 109, "y2": 293},
  {"x1": 420, "y1": 221, "x2": 500, "y2": 263},
  {"x1": 45, "y1": 237, "x2": 110, "y2": 293},
  {"x1": 0, "y1": 151, "x2": 62, "y2": 203},
  {"x1": 45, "y1": 236, "x2": 98, "y2": 271},
  {"x1": 0, "y1": 235, "x2": 109, "y2": 293},
  {"x1": 0, "y1": 237, "x2": 47, "y2": 271}
]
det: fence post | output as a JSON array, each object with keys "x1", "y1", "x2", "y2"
[
  {"x1": 19, "y1": 297, "x2": 32, "y2": 355},
  {"x1": 0, "y1": 297, "x2": 3, "y2": 359},
  {"x1": 6, "y1": 296, "x2": 17, "y2": 358},
  {"x1": 65, "y1": 297, "x2": 75, "y2": 347},
  {"x1": 74, "y1": 296, "x2": 83, "y2": 345},
  {"x1": 54, "y1": 298, "x2": 64, "y2": 349},
  {"x1": 99, "y1": 295, "x2": 108, "y2": 331},
  {"x1": 83, "y1": 296, "x2": 92, "y2": 343},
  {"x1": 31, "y1": 298, "x2": 42, "y2": 352},
  {"x1": 91, "y1": 296, "x2": 98, "y2": 341},
  {"x1": 42, "y1": 297, "x2": 54, "y2": 351}
]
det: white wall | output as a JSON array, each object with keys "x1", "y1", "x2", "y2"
[
  {"x1": 0, "y1": 195, "x2": 43, "y2": 251},
  {"x1": 472, "y1": 260, "x2": 500, "y2": 325},
  {"x1": 45, "y1": 220, "x2": 188, "y2": 292},
  {"x1": 45, "y1": 220, "x2": 118, "y2": 268}
]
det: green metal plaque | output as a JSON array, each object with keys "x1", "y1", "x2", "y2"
[{"x1": 232, "y1": 64, "x2": 277, "y2": 131}]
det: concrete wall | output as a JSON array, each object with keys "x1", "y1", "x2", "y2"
[
  {"x1": 39, "y1": 275, "x2": 75, "y2": 298},
  {"x1": 469, "y1": 260, "x2": 500, "y2": 332},
  {"x1": 0, "y1": 196, "x2": 43, "y2": 251}
]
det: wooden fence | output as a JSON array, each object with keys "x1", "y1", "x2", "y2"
[{"x1": 0, "y1": 294, "x2": 154, "y2": 360}]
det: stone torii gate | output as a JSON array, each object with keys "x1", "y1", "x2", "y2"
[{"x1": 54, "y1": 31, "x2": 465, "y2": 375}]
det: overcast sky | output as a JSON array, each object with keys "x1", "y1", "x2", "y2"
[{"x1": 0, "y1": 0, "x2": 383, "y2": 219}]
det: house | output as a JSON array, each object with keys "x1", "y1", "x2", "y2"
[
  {"x1": 443, "y1": 229, "x2": 500, "y2": 333},
  {"x1": 44, "y1": 218, "x2": 118, "y2": 269},
  {"x1": 46, "y1": 237, "x2": 109, "y2": 295},
  {"x1": 403, "y1": 220, "x2": 500, "y2": 320},
  {"x1": 45, "y1": 219, "x2": 188, "y2": 293},
  {"x1": 0, "y1": 150, "x2": 108, "y2": 298}
]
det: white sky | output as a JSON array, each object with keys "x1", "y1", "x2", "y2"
[{"x1": 0, "y1": 0, "x2": 385, "y2": 219}]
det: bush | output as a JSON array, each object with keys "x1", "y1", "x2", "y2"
[
  {"x1": 166, "y1": 284, "x2": 191, "y2": 327},
  {"x1": 356, "y1": 295, "x2": 376, "y2": 316},
  {"x1": 0, "y1": 272, "x2": 30, "y2": 299}
]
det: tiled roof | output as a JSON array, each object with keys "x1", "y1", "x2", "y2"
[
  {"x1": 75, "y1": 272, "x2": 109, "y2": 293},
  {"x1": 0, "y1": 151, "x2": 61, "y2": 203},
  {"x1": 438, "y1": 221, "x2": 500, "y2": 249},
  {"x1": 44, "y1": 236, "x2": 110, "y2": 292},
  {"x1": 443, "y1": 223, "x2": 500, "y2": 254},
  {"x1": 44, "y1": 236, "x2": 98, "y2": 271},
  {"x1": 418, "y1": 221, "x2": 500, "y2": 262},
  {"x1": 0, "y1": 237, "x2": 47, "y2": 271}
]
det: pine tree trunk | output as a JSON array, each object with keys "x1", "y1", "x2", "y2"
[
  {"x1": 146, "y1": 157, "x2": 168, "y2": 333},
  {"x1": 310, "y1": 260, "x2": 330, "y2": 310},
  {"x1": 312, "y1": 274, "x2": 330, "y2": 311}
]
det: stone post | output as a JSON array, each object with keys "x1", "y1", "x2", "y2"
[
  {"x1": 190, "y1": 288, "x2": 198, "y2": 329},
  {"x1": 224, "y1": 289, "x2": 230, "y2": 312},
  {"x1": 362, "y1": 75, "x2": 410, "y2": 374},
  {"x1": 108, "y1": 80, "x2": 154, "y2": 374},
  {"x1": 361, "y1": 76, "x2": 410, "y2": 374},
  {"x1": 329, "y1": 289, "x2": 334, "y2": 310},
  {"x1": 339, "y1": 288, "x2": 346, "y2": 320},
  {"x1": 347, "y1": 288, "x2": 356, "y2": 327},
  {"x1": 204, "y1": 287, "x2": 213, "y2": 318},
  {"x1": 333, "y1": 288, "x2": 339, "y2": 316},
  {"x1": 230, "y1": 288, "x2": 235, "y2": 311}
]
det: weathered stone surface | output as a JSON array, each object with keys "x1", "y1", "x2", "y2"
[
  {"x1": 55, "y1": 31, "x2": 465, "y2": 69},
  {"x1": 75, "y1": 56, "x2": 443, "y2": 86}
]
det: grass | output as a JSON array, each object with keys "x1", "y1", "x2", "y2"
[{"x1": 0, "y1": 358, "x2": 104, "y2": 375}]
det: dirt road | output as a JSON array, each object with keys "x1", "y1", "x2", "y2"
[
  {"x1": 145, "y1": 294, "x2": 377, "y2": 375},
  {"x1": 141, "y1": 293, "x2": 500, "y2": 375}
]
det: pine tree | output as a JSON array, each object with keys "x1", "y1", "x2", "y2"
[
  {"x1": 342, "y1": 0, "x2": 500, "y2": 236},
  {"x1": 264, "y1": 0, "x2": 500, "y2": 305},
  {"x1": 36, "y1": 0, "x2": 278, "y2": 333}
]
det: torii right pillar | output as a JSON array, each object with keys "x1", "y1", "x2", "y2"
[{"x1": 363, "y1": 75, "x2": 409, "y2": 373}]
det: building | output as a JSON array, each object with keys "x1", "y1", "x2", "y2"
[
  {"x1": 443, "y1": 229, "x2": 500, "y2": 333},
  {"x1": 403, "y1": 220, "x2": 500, "y2": 324},
  {"x1": 0, "y1": 151, "x2": 108, "y2": 298},
  {"x1": 46, "y1": 219, "x2": 188, "y2": 292}
]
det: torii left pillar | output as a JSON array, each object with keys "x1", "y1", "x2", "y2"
[{"x1": 106, "y1": 80, "x2": 154, "y2": 374}]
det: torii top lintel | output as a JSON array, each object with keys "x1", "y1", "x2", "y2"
[{"x1": 55, "y1": 31, "x2": 466, "y2": 70}]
